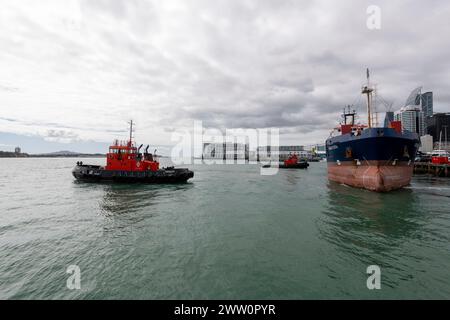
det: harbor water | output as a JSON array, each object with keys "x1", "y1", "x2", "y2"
[{"x1": 0, "y1": 158, "x2": 449, "y2": 299}]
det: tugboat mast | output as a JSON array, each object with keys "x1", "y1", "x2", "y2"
[
  {"x1": 362, "y1": 68, "x2": 374, "y2": 128},
  {"x1": 128, "y1": 120, "x2": 133, "y2": 143}
]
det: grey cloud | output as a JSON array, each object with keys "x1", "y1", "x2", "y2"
[
  {"x1": 45, "y1": 129, "x2": 79, "y2": 143},
  {"x1": 0, "y1": 84, "x2": 19, "y2": 92},
  {"x1": 1, "y1": 0, "x2": 450, "y2": 147}
]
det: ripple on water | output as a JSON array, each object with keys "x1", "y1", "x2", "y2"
[{"x1": 1, "y1": 160, "x2": 450, "y2": 299}]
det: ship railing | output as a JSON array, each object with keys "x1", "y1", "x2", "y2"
[{"x1": 112, "y1": 140, "x2": 137, "y2": 148}]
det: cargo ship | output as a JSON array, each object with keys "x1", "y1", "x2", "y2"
[
  {"x1": 72, "y1": 121, "x2": 194, "y2": 183},
  {"x1": 325, "y1": 70, "x2": 420, "y2": 192}
]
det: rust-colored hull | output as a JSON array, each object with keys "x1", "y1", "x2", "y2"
[{"x1": 327, "y1": 161, "x2": 414, "y2": 192}]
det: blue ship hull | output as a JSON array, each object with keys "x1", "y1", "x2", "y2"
[{"x1": 326, "y1": 127, "x2": 420, "y2": 192}]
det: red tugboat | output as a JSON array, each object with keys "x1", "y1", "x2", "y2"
[
  {"x1": 72, "y1": 121, "x2": 194, "y2": 183},
  {"x1": 262, "y1": 153, "x2": 309, "y2": 169},
  {"x1": 280, "y1": 153, "x2": 309, "y2": 169}
]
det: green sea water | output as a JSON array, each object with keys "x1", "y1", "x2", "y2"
[{"x1": 0, "y1": 158, "x2": 449, "y2": 299}]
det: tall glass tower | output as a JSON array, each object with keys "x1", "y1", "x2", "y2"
[{"x1": 421, "y1": 91, "x2": 433, "y2": 117}]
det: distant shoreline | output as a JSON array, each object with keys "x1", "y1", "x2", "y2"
[
  {"x1": 0, "y1": 151, "x2": 105, "y2": 158},
  {"x1": 0, "y1": 151, "x2": 168, "y2": 158},
  {"x1": 29, "y1": 154, "x2": 106, "y2": 158}
]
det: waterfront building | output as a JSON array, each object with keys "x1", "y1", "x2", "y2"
[
  {"x1": 203, "y1": 142, "x2": 249, "y2": 161},
  {"x1": 311, "y1": 144, "x2": 326, "y2": 157},
  {"x1": 394, "y1": 105, "x2": 426, "y2": 136},
  {"x1": 315, "y1": 144, "x2": 326, "y2": 152},
  {"x1": 426, "y1": 113, "x2": 450, "y2": 147},
  {"x1": 421, "y1": 91, "x2": 433, "y2": 117},
  {"x1": 404, "y1": 86, "x2": 422, "y2": 106},
  {"x1": 403, "y1": 87, "x2": 433, "y2": 118}
]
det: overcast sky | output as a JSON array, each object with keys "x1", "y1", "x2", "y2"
[{"x1": 1, "y1": 0, "x2": 450, "y2": 153}]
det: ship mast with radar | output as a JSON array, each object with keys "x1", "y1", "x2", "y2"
[
  {"x1": 129, "y1": 120, "x2": 133, "y2": 141},
  {"x1": 128, "y1": 119, "x2": 134, "y2": 145},
  {"x1": 362, "y1": 68, "x2": 374, "y2": 128}
]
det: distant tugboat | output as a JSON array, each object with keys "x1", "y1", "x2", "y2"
[
  {"x1": 280, "y1": 153, "x2": 309, "y2": 169},
  {"x1": 326, "y1": 70, "x2": 420, "y2": 192},
  {"x1": 262, "y1": 153, "x2": 309, "y2": 169},
  {"x1": 72, "y1": 121, "x2": 194, "y2": 183}
]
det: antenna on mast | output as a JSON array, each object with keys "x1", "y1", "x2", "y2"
[
  {"x1": 128, "y1": 120, "x2": 134, "y2": 143},
  {"x1": 444, "y1": 125, "x2": 448, "y2": 151},
  {"x1": 362, "y1": 68, "x2": 374, "y2": 128},
  {"x1": 373, "y1": 84, "x2": 379, "y2": 127}
]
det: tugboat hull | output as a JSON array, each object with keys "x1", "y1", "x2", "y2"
[
  {"x1": 262, "y1": 161, "x2": 309, "y2": 169},
  {"x1": 279, "y1": 162, "x2": 309, "y2": 169},
  {"x1": 72, "y1": 165, "x2": 194, "y2": 183}
]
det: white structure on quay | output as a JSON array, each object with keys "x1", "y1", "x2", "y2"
[{"x1": 420, "y1": 134, "x2": 433, "y2": 153}]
